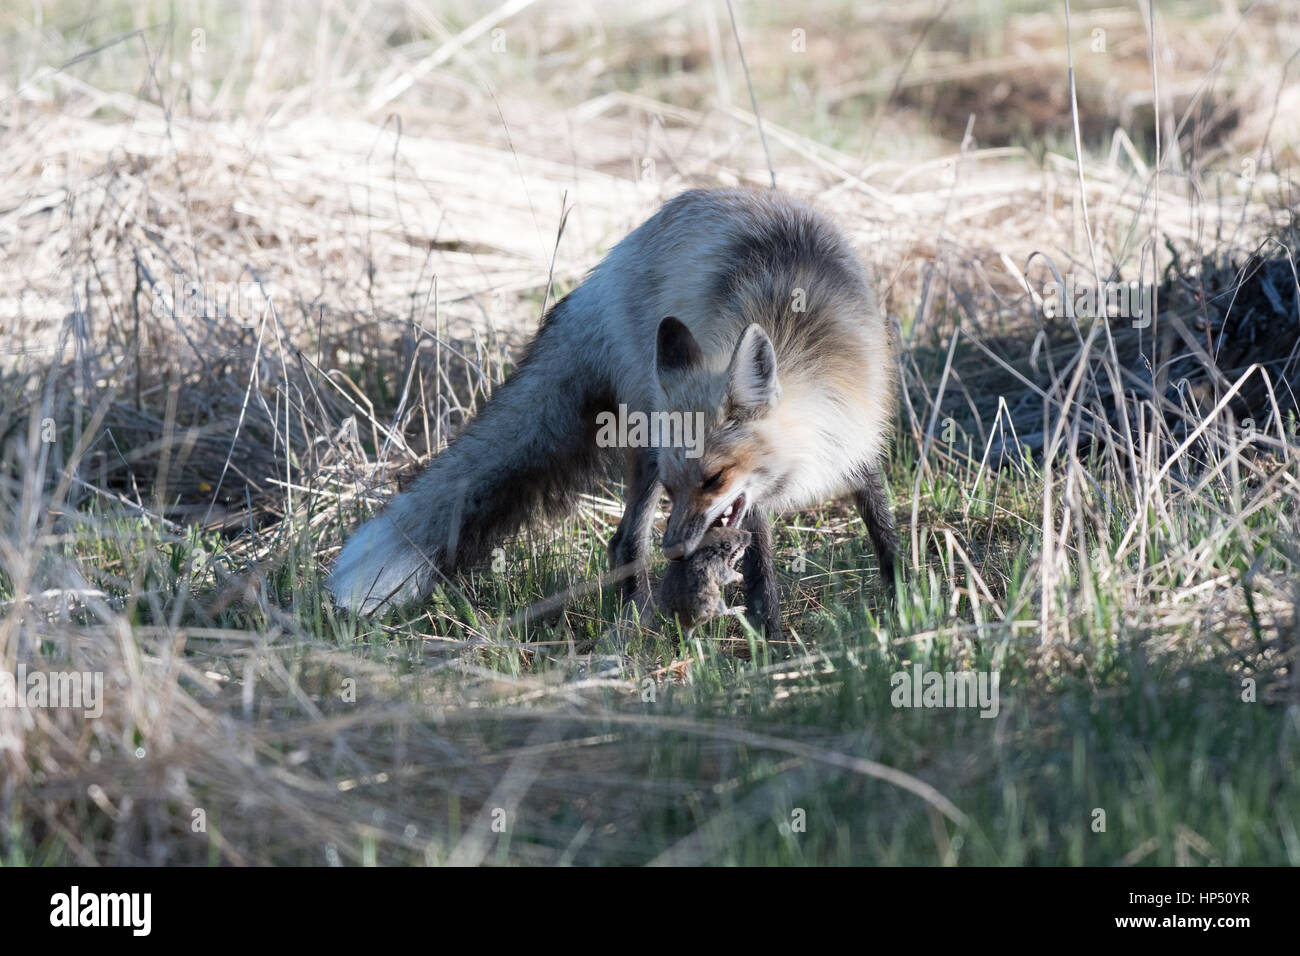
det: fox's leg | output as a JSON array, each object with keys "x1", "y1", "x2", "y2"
[
  {"x1": 852, "y1": 465, "x2": 899, "y2": 593},
  {"x1": 608, "y1": 448, "x2": 660, "y2": 610},
  {"x1": 740, "y1": 510, "x2": 782, "y2": 638}
]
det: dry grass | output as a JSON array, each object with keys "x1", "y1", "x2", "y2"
[{"x1": 1, "y1": 0, "x2": 1298, "y2": 864}]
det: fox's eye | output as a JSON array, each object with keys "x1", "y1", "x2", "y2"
[{"x1": 701, "y1": 470, "x2": 724, "y2": 491}]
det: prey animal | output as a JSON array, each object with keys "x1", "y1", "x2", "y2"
[{"x1": 657, "y1": 527, "x2": 752, "y2": 632}]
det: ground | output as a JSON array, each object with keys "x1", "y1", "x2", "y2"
[{"x1": 1, "y1": 0, "x2": 1298, "y2": 865}]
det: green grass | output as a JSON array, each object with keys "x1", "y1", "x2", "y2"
[
  {"x1": 5, "y1": 416, "x2": 1295, "y2": 865},
  {"x1": 2, "y1": 0, "x2": 1297, "y2": 867}
]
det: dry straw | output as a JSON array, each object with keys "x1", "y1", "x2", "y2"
[{"x1": 0, "y1": 1, "x2": 1296, "y2": 863}]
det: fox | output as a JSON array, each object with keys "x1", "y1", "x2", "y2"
[{"x1": 326, "y1": 187, "x2": 899, "y2": 635}]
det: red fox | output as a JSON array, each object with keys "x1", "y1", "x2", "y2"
[{"x1": 327, "y1": 187, "x2": 898, "y2": 634}]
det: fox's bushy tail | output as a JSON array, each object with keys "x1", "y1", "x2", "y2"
[{"x1": 328, "y1": 297, "x2": 612, "y2": 614}]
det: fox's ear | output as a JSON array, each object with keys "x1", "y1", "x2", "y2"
[
  {"x1": 656, "y1": 316, "x2": 703, "y2": 375},
  {"x1": 726, "y1": 324, "x2": 781, "y2": 419}
]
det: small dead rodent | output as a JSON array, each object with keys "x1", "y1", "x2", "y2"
[{"x1": 658, "y1": 527, "x2": 751, "y2": 631}]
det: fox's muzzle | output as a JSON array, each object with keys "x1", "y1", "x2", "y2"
[
  {"x1": 662, "y1": 509, "x2": 711, "y2": 561},
  {"x1": 663, "y1": 493, "x2": 748, "y2": 559}
]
